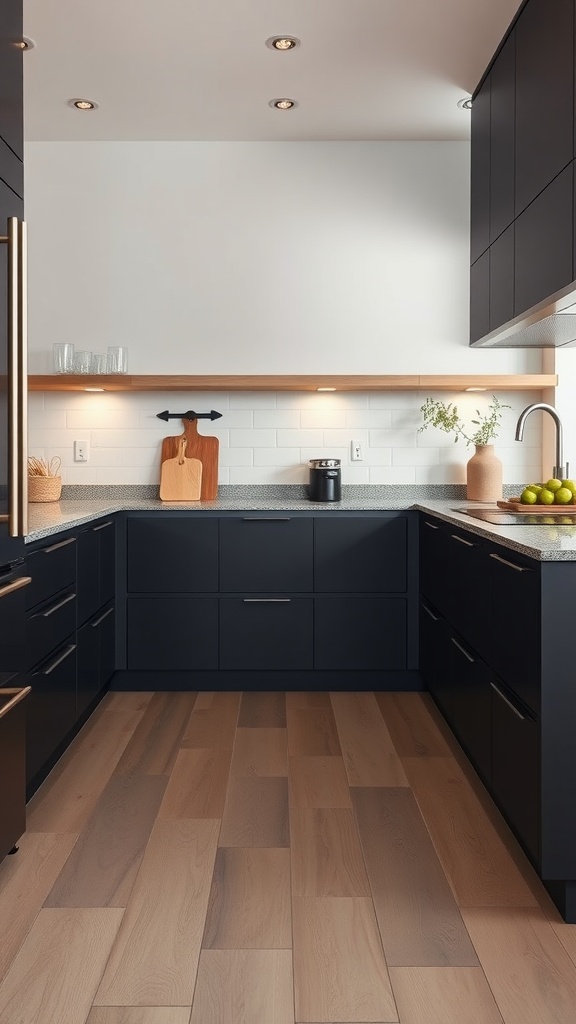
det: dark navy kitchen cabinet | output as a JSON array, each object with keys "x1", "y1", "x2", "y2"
[
  {"x1": 219, "y1": 517, "x2": 313, "y2": 593},
  {"x1": 25, "y1": 640, "x2": 77, "y2": 786},
  {"x1": 314, "y1": 516, "x2": 406, "y2": 593},
  {"x1": 220, "y1": 597, "x2": 313, "y2": 671},
  {"x1": 488, "y1": 544, "x2": 540, "y2": 715},
  {"x1": 490, "y1": 31, "x2": 515, "y2": 243},
  {"x1": 77, "y1": 602, "x2": 115, "y2": 718},
  {"x1": 419, "y1": 598, "x2": 452, "y2": 719},
  {"x1": 514, "y1": 163, "x2": 574, "y2": 319},
  {"x1": 470, "y1": 72, "x2": 491, "y2": 263},
  {"x1": 489, "y1": 224, "x2": 514, "y2": 332},
  {"x1": 470, "y1": 251, "x2": 490, "y2": 344},
  {"x1": 491, "y1": 677, "x2": 540, "y2": 864},
  {"x1": 127, "y1": 596, "x2": 218, "y2": 671},
  {"x1": 77, "y1": 519, "x2": 115, "y2": 623},
  {"x1": 127, "y1": 516, "x2": 218, "y2": 593},
  {"x1": 514, "y1": 0, "x2": 574, "y2": 217},
  {"x1": 314, "y1": 597, "x2": 406, "y2": 671},
  {"x1": 448, "y1": 632, "x2": 492, "y2": 786},
  {"x1": 0, "y1": 0, "x2": 23, "y2": 171}
]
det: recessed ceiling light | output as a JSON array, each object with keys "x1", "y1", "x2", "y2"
[
  {"x1": 69, "y1": 98, "x2": 99, "y2": 111},
  {"x1": 317, "y1": 387, "x2": 336, "y2": 392},
  {"x1": 18, "y1": 37, "x2": 35, "y2": 50},
  {"x1": 269, "y1": 98, "x2": 298, "y2": 110},
  {"x1": 84, "y1": 387, "x2": 105, "y2": 392},
  {"x1": 457, "y1": 97, "x2": 473, "y2": 110},
  {"x1": 465, "y1": 386, "x2": 487, "y2": 392},
  {"x1": 266, "y1": 36, "x2": 300, "y2": 51}
]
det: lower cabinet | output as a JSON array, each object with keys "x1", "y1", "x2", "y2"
[
  {"x1": 491, "y1": 678, "x2": 540, "y2": 864},
  {"x1": 315, "y1": 597, "x2": 406, "y2": 671},
  {"x1": 77, "y1": 603, "x2": 115, "y2": 718},
  {"x1": 220, "y1": 598, "x2": 313, "y2": 670},
  {"x1": 448, "y1": 634, "x2": 492, "y2": 787},
  {"x1": 127, "y1": 597, "x2": 219, "y2": 671},
  {"x1": 26, "y1": 640, "x2": 77, "y2": 785}
]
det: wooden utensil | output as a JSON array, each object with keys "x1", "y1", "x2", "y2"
[
  {"x1": 159, "y1": 437, "x2": 203, "y2": 501},
  {"x1": 497, "y1": 499, "x2": 576, "y2": 514},
  {"x1": 161, "y1": 418, "x2": 219, "y2": 500}
]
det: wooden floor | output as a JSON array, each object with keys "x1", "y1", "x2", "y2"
[{"x1": 1, "y1": 690, "x2": 576, "y2": 1023}]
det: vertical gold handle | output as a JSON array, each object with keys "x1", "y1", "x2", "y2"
[{"x1": 2, "y1": 217, "x2": 27, "y2": 538}]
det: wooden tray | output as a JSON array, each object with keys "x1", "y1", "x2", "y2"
[{"x1": 497, "y1": 499, "x2": 576, "y2": 513}]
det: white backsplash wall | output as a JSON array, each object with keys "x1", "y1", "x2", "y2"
[{"x1": 29, "y1": 389, "x2": 543, "y2": 487}]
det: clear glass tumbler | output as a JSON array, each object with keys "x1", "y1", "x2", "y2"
[
  {"x1": 53, "y1": 343, "x2": 75, "y2": 373},
  {"x1": 74, "y1": 350, "x2": 93, "y2": 374},
  {"x1": 107, "y1": 346, "x2": 128, "y2": 374},
  {"x1": 91, "y1": 353, "x2": 108, "y2": 374}
]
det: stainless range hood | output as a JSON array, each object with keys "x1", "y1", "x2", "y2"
[{"x1": 472, "y1": 280, "x2": 576, "y2": 348}]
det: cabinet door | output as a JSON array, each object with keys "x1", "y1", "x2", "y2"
[
  {"x1": 489, "y1": 224, "x2": 514, "y2": 332},
  {"x1": 77, "y1": 527, "x2": 99, "y2": 625},
  {"x1": 97, "y1": 520, "x2": 115, "y2": 606},
  {"x1": 491, "y1": 678, "x2": 540, "y2": 864},
  {"x1": 25, "y1": 535, "x2": 77, "y2": 611},
  {"x1": 315, "y1": 597, "x2": 406, "y2": 671},
  {"x1": 0, "y1": 0, "x2": 23, "y2": 163},
  {"x1": 514, "y1": 163, "x2": 574, "y2": 318},
  {"x1": 220, "y1": 598, "x2": 313, "y2": 670},
  {"x1": 314, "y1": 516, "x2": 406, "y2": 593},
  {"x1": 419, "y1": 600, "x2": 452, "y2": 718},
  {"x1": 490, "y1": 31, "x2": 515, "y2": 243},
  {"x1": 446, "y1": 529, "x2": 491, "y2": 663},
  {"x1": 26, "y1": 641, "x2": 77, "y2": 784},
  {"x1": 76, "y1": 616, "x2": 100, "y2": 719},
  {"x1": 220, "y1": 517, "x2": 312, "y2": 592},
  {"x1": 489, "y1": 546, "x2": 540, "y2": 714},
  {"x1": 470, "y1": 73, "x2": 491, "y2": 264},
  {"x1": 127, "y1": 597, "x2": 218, "y2": 670},
  {"x1": 127, "y1": 517, "x2": 218, "y2": 593},
  {"x1": 449, "y1": 633, "x2": 492, "y2": 785},
  {"x1": 515, "y1": 0, "x2": 574, "y2": 216},
  {"x1": 470, "y1": 250, "x2": 490, "y2": 344},
  {"x1": 26, "y1": 588, "x2": 77, "y2": 671},
  {"x1": 419, "y1": 517, "x2": 454, "y2": 619}
]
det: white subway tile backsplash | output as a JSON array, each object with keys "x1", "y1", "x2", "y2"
[{"x1": 29, "y1": 389, "x2": 543, "y2": 487}]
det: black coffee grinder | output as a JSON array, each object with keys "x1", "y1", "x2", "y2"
[{"x1": 308, "y1": 458, "x2": 342, "y2": 502}]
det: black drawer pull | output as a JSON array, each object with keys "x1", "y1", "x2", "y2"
[
  {"x1": 425, "y1": 521, "x2": 439, "y2": 530},
  {"x1": 40, "y1": 643, "x2": 76, "y2": 675},
  {"x1": 450, "y1": 636, "x2": 475, "y2": 663},
  {"x1": 43, "y1": 536, "x2": 76, "y2": 554},
  {"x1": 92, "y1": 521, "x2": 113, "y2": 532},
  {"x1": 35, "y1": 592, "x2": 76, "y2": 618},
  {"x1": 490, "y1": 681, "x2": 526, "y2": 721},
  {"x1": 451, "y1": 533, "x2": 474, "y2": 547},
  {"x1": 243, "y1": 598, "x2": 291, "y2": 603},
  {"x1": 0, "y1": 575, "x2": 31, "y2": 599},
  {"x1": 422, "y1": 603, "x2": 440, "y2": 621},
  {"x1": 489, "y1": 552, "x2": 529, "y2": 573},
  {"x1": 242, "y1": 517, "x2": 292, "y2": 522},
  {"x1": 91, "y1": 606, "x2": 114, "y2": 627}
]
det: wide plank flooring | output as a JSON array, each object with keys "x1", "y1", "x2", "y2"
[{"x1": 1, "y1": 689, "x2": 575, "y2": 1024}]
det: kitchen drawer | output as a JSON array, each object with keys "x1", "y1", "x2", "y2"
[
  {"x1": 77, "y1": 603, "x2": 115, "y2": 718},
  {"x1": 448, "y1": 631, "x2": 492, "y2": 786},
  {"x1": 219, "y1": 597, "x2": 313, "y2": 670},
  {"x1": 219, "y1": 517, "x2": 313, "y2": 593},
  {"x1": 25, "y1": 535, "x2": 77, "y2": 611},
  {"x1": 127, "y1": 597, "x2": 218, "y2": 670},
  {"x1": 127, "y1": 517, "x2": 218, "y2": 593},
  {"x1": 25, "y1": 587, "x2": 76, "y2": 671},
  {"x1": 77, "y1": 519, "x2": 115, "y2": 624},
  {"x1": 314, "y1": 596, "x2": 406, "y2": 671},
  {"x1": 0, "y1": 567, "x2": 30, "y2": 670},
  {"x1": 491, "y1": 677, "x2": 540, "y2": 865},
  {"x1": 0, "y1": 687, "x2": 29, "y2": 862},
  {"x1": 488, "y1": 544, "x2": 540, "y2": 714},
  {"x1": 26, "y1": 640, "x2": 77, "y2": 786},
  {"x1": 314, "y1": 516, "x2": 407, "y2": 593}
]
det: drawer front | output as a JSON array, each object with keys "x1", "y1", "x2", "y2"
[
  {"x1": 489, "y1": 546, "x2": 540, "y2": 714},
  {"x1": 26, "y1": 641, "x2": 77, "y2": 785},
  {"x1": 77, "y1": 527, "x2": 99, "y2": 624},
  {"x1": 0, "y1": 571, "x2": 30, "y2": 670},
  {"x1": 127, "y1": 597, "x2": 218, "y2": 670},
  {"x1": 315, "y1": 516, "x2": 407, "y2": 593},
  {"x1": 219, "y1": 597, "x2": 313, "y2": 670},
  {"x1": 25, "y1": 588, "x2": 77, "y2": 671},
  {"x1": 315, "y1": 597, "x2": 406, "y2": 671},
  {"x1": 491, "y1": 679, "x2": 540, "y2": 865},
  {"x1": 448, "y1": 633, "x2": 492, "y2": 786},
  {"x1": 219, "y1": 517, "x2": 313, "y2": 593},
  {"x1": 25, "y1": 536, "x2": 77, "y2": 610},
  {"x1": 127, "y1": 518, "x2": 218, "y2": 593}
]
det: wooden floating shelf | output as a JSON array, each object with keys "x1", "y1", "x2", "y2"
[{"x1": 27, "y1": 373, "x2": 558, "y2": 392}]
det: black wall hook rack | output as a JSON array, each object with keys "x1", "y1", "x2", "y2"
[{"x1": 156, "y1": 409, "x2": 222, "y2": 422}]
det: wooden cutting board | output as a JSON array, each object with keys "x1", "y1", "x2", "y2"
[
  {"x1": 497, "y1": 499, "x2": 576, "y2": 513},
  {"x1": 159, "y1": 438, "x2": 203, "y2": 501},
  {"x1": 160, "y1": 418, "x2": 219, "y2": 500}
]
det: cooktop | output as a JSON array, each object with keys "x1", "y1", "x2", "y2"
[{"x1": 452, "y1": 508, "x2": 576, "y2": 526}]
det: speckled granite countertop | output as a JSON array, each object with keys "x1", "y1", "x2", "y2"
[{"x1": 24, "y1": 485, "x2": 576, "y2": 561}]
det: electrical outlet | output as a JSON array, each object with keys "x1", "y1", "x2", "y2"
[
  {"x1": 74, "y1": 439, "x2": 89, "y2": 463},
  {"x1": 351, "y1": 440, "x2": 363, "y2": 462}
]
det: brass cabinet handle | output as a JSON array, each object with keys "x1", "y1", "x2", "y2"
[
  {"x1": 0, "y1": 686, "x2": 31, "y2": 720},
  {"x1": 490, "y1": 681, "x2": 526, "y2": 721},
  {"x1": 489, "y1": 552, "x2": 530, "y2": 573},
  {"x1": 1, "y1": 218, "x2": 27, "y2": 538},
  {"x1": 0, "y1": 575, "x2": 31, "y2": 599},
  {"x1": 451, "y1": 533, "x2": 474, "y2": 547},
  {"x1": 91, "y1": 606, "x2": 114, "y2": 627},
  {"x1": 18, "y1": 219, "x2": 27, "y2": 537},
  {"x1": 43, "y1": 536, "x2": 76, "y2": 554},
  {"x1": 450, "y1": 636, "x2": 475, "y2": 663},
  {"x1": 38, "y1": 643, "x2": 76, "y2": 676},
  {"x1": 33, "y1": 592, "x2": 76, "y2": 618},
  {"x1": 92, "y1": 521, "x2": 113, "y2": 532}
]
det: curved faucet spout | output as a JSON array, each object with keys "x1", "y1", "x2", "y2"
[{"x1": 515, "y1": 403, "x2": 566, "y2": 480}]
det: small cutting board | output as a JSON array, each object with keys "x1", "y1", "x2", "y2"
[
  {"x1": 159, "y1": 438, "x2": 202, "y2": 501},
  {"x1": 497, "y1": 499, "x2": 576, "y2": 513},
  {"x1": 161, "y1": 417, "x2": 219, "y2": 500}
]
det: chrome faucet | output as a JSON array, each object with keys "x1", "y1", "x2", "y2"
[{"x1": 515, "y1": 403, "x2": 568, "y2": 480}]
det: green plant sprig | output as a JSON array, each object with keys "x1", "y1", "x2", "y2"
[{"x1": 419, "y1": 395, "x2": 510, "y2": 447}]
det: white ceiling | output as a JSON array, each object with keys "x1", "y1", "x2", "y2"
[{"x1": 23, "y1": 0, "x2": 522, "y2": 143}]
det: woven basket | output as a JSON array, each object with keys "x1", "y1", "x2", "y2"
[{"x1": 28, "y1": 475, "x2": 62, "y2": 502}]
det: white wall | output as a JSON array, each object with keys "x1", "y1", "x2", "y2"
[
  {"x1": 28, "y1": 389, "x2": 542, "y2": 487},
  {"x1": 25, "y1": 141, "x2": 540, "y2": 375}
]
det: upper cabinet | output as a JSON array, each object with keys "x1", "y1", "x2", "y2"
[
  {"x1": 0, "y1": 0, "x2": 23, "y2": 198},
  {"x1": 470, "y1": 0, "x2": 576, "y2": 348}
]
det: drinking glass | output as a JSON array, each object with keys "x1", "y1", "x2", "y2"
[
  {"x1": 91, "y1": 353, "x2": 108, "y2": 374},
  {"x1": 53, "y1": 343, "x2": 75, "y2": 374},
  {"x1": 74, "y1": 350, "x2": 93, "y2": 374},
  {"x1": 107, "y1": 346, "x2": 128, "y2": 374}
]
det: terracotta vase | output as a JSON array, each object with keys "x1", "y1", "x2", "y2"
[{"x1": 466, "y1": 444, "x2": 502, "y2": 501}]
